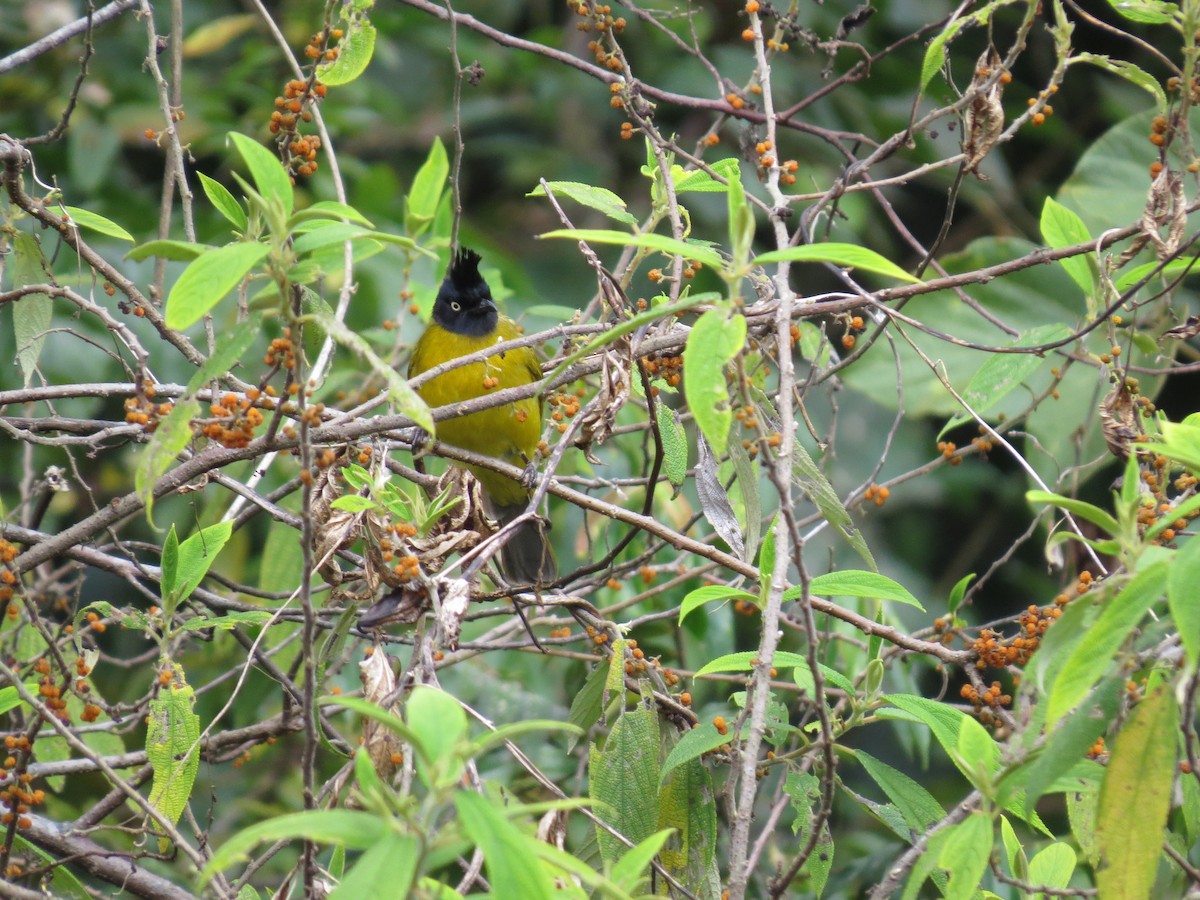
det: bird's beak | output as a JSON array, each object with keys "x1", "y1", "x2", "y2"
[{"x1": 479, "y1": 297, "x2": 497, "y2": 312}]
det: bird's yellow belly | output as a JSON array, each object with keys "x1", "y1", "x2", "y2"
[{"x1": 412, "y1": 329, "x2": 542, "y2": 507}]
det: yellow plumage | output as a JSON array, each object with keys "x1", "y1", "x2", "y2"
[
  {"x1": 407, "y1": 319, "x2": 542, "y2": 507},
  {"x1": 405, "y1": 247, "x2": 556, "y2": 584}
]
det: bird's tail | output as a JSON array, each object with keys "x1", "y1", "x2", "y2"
[{"x1": 491, "y1": 503, "x2": 557, "y2": 586}]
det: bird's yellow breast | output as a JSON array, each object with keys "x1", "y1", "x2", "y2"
[{"x1": 408, "y1": 319, "x2": 543, "y2": 506}]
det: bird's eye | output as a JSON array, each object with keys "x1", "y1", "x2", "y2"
[{"x1": 450, "y1": 301, "x2": 461, "y2": 312}]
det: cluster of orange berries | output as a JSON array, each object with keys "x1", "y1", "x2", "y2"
[
  {"x1": 0, "y1": 738, "x2": 41, "y2": 833},
  {"x1": 960, "y1": 680, "x2": 1011, "y2": 728},
  {"x1": 1086, "y1": 736, "x2": 1106, "y2": 760},
  {"x1": 199, "y1": 392, "x2": 267, "y2": 449},
  {"x1": 303, "y1": 27, "x2": 342, "y2": 61},
  {"x1": 735, "y1": 403, "x2": 760, "y2": 431},
  {"x1": 969, "y1": 575, "x2": 1089, "y2": 669},
  {"x1": 392, "y1": 555, "x2": 421, "y2": 582},
  {"x1": 548, "y1": 391, "x2": 582, "y2": 431},
  {"x1": 265, "y1": 333, "x2": 297, "y2": 370},
  {"x1": 548, "y1": 625, "x2": 572, "y2": 639},
  {"x1": 584, "y1": 624, "x2": 610, "y2": 646},
  {"x1": 936, "y1": 440, "x2": 962, "y2": 466},
  {"x1": 863, "y1": 484, "x2": 891, "y2": 507},
  {"x1": 1137, "y1": 449, "x2": 1199, "y2": 544},
  {"x1": 1, "y1": 542, "x2": 16, "y2": 606},
  {"x1": 733, "y1": 598, "x2": 759, "y2": 615},
  {"x1": 752, "y1": 140, "x2": 799, "y2": 186},
  {"x1": 971, "y1": 426, "x2": 994, "y2": 455},
  {"x1": 377, "y1": 524, "x2": 418, "y2": 565},
  {"x1": 624, "y1": 642, "x2": 650, "y2": 676},
  {"x1": 619, "y1": 120, "x2": 636, "y2": 140},
  {"x1": 124, "y1": 394, "x2": 174, "y2": 432},
  {"x1": 1026, "y1": 88, "x2": 1056, "y2": 127},
  {"x1": 270, "y1": 29, "x2": 339, "y2": 178},
  {"x1": 571, "y1": 0, "x2": 627, "y2": 70},
  {"x1": 642, "y1": 354, "x2": 682, "y2": 387},
  {"x1": 841, "y1": 315, "x2": 865, "y2": 350},
  {"x1": 31, "y1": 658, "x2": 71, "y2": 723}
]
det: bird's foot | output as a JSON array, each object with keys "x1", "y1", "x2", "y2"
[
  {"x1": 410, "y1": 427, "x2": 430, "y2": 461},
  {"x1": 519, "y1": 459, "x2": 540, "y2": 491}
]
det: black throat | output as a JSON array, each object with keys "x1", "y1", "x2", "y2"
[{"x1": 432, "y1": 248, "x2": 498, "y2": 338}]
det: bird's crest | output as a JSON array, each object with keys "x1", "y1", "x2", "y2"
[{"x1": 448, "y1": 248, "x2": 484, "y2": 289}]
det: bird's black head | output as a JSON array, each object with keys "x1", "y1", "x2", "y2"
[{"x1": 432, "y1": 248, "x2": 498, "y2": 337}]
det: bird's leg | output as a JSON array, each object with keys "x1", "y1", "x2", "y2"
[
  {"x1": 410, "y1": 426, "x2": 431, "y2": 466},
  {"x1": 518, "y1": 453, "x2": 539, "y2": 491}
]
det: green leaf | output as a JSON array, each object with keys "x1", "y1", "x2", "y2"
[
  {"x1": 197, "y1": 172, "x2": 248, "y2": 231},
  {"x1": 59, "y1": 205, "x2": 134, "y2": 242},
  {"x1": 937, "y1": 812, "x2": 993, "y2": 900},
  {"x1": 856, "y1": 750, "x2": 945, "y2": 839},
  {"x1": 567, "y1": 664, "x2": 606, "y2": 751},
  {"x1": 940, "y1": 323, "x2": 1074, "y2": 437},
  {"x1": 1114, "y1": 256, "x2": 1199, "y2": 290},
  {"x1": 147, "y1": 682, "x2": 201, "y2": 830},
  {"x1": 611, "y1": 829, "x2": 674, "y2": 893},
  {"x1": 791, "y1": 439, "x2": 876, "y2": 570},
  {"x1": 406, "y1": 686, "x2": 467, "y2": 787},
  {"x1": 656, "y1": 402, "x2": 689, "y2": 492},
  {"x1": 881, "y1": 694, "x2": 999, "y2": 789},
  {"x1": 656, "y1": 756, "x2": 717, "y2": 876},
  {"x1": 328, "y1": 833, "x2": 417, "y2": 900},
  {"x1": 127, "y1": 239, "x2": 215, "y2": 262},
  {"x1": 727, "y1": 165, "x2": 754, "y2": 274},
  {"x1": 673, "y1": 157, "x2": 741, "y2": 192},
  {"x1": 1168, "y1": 534, "x2": 1200, "y2": 669},
  {"x1": 946, "y1": 573, "x2": 974, "y2": 617},
  {"x1": 660, "y1": 723, "x2": 729, "y2": 783},
  {"x1": 800, "y1": 570, "x2": 924, "y2": 610},
  {"x1": 163, "y1": 520, "x2": 233, "y2": 618},
  {"x1": 590, "y1": 705, "x2": 661, "y2": 866},
  {"x1": 165, "y1": 242, "x2": 269, "y2": 330},
  {"x1": 785, "y1": 773, "x2": 834, "y2": 897},
  {"x1": 160, "y1": 525, "x2": 180, "y2": 605},
  {"x1": 1097, "y1": 683, "x2": 1178, "y2": 899},
  {"x1": 528, "y1": 181, "x2": 638, "y2": 225},
  {"x1": 1028, "y1": 842, "x2": 1077, "y2": 896},
  {"x1": 919, "y1": 0, "x2": 1025, "y2": 91},
  {"x1": 405, "y1": 137, "x2": 448, "y2": 232},
  {"x1": 137, "y1": 320, "x2": 259, "y2": 523},
  {"x1": 200, "y1": 810, "x2": 386, "y2": 886},
  {"x1": 1010, "y1": 675, "x2": 1120, "y2": 811},
  {"x1": 292, "y1": 222, "x2": 422, "y2": 256},
  {"x1": 260, "y1": 520, "x2": 303, "y2": 595},
  {"x1": 753, "y1": 243, "x2": 919, "y2": 283},
  {"x1": 11, "y1": 232, "x2": 52, "y2": 388},
  {"x1": 317, "y1": 21, "x2": 376, "y2": 86},
  {"x1": 455, "y1": 791, "x2": 555, "y2": 900},
  {"x1": 1104, "y1": 0, "x2": 1178, "y2": 26},
  {"x1": 227, "y1": 132, "x2": 293, "y2": 213},
  {"x1": 134, "y1": 398, "x2": 199, "y2": 525},
  {"x1": 678, "y1": 585, "x2": 758, "y2": 624},
  {"x1": 1040, "y1": 197, "x2": 1096, "y2": 297},
  {"x1": 330, "y1": 495, "x2": 377, "y2": 513},
  {"x1": 1025, "y1": 489, "x2": 1120, "y2": 537},
  {"x1": 310, "y1": 301, "x2": 434, "y2": 433},
  {"x1": 292, "y1": 200, "x2": 374, "y2": 227},
  {"x1": 540, "y1": 228, "x2": 724, "y2": 269},
  {"x1": 1047, "y1": 561, "x2": 1167, "y2": 725},
  {"x1": 1069, "y1": 53, "x2": 1167, "y2": 114},
  {"x1": 683, "y1": 308, "x2": 745, "y2": 450},
  {"x1": 694, "y1": 650, "x2": 854, "y2": 693}
]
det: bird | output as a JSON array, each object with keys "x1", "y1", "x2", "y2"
[{"x1": 407, "y1": 248, "x2": 557, "y2": 585}]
